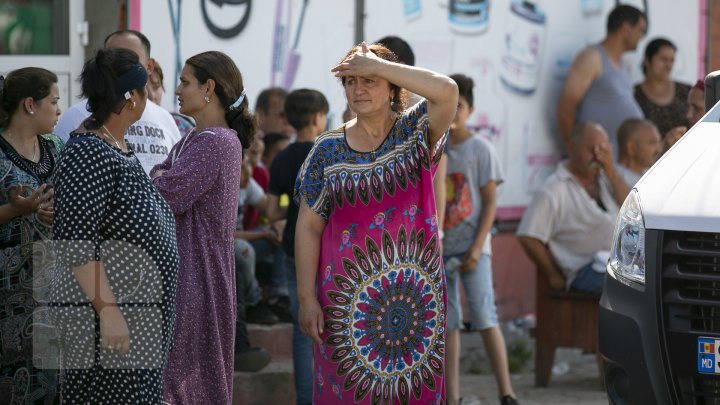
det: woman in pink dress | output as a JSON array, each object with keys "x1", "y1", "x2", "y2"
[{"x1": 295, "y1": 42, "x2": 458, "y2": 404}]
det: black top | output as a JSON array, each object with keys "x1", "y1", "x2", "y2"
[
  {"x1": 634, "y1": 81, "x2": 692, "y2": 135},
  {"x1": 0, "y1": 135, "x2": 58, "y2": 182},
  {"x1": 268, "y1": 141, "x2": 314, "y2": 257}
]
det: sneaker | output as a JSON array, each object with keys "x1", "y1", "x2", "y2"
[
  {"x1": 268, "y1": 295, "x2": 293, "y2": 323},
  {"x1": 500, "y1": 395, "x2": 519, "y2": 405},
  {"x1": 247, "y1": 300, "x2": 279, "y2": 325},
  {"x1": 234, "y1": 347, "x2": 271, "y2": 372}
]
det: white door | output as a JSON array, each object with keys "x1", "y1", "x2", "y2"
[{"x1": 0, "y1": 0, "x2": 85, "y2": 114}]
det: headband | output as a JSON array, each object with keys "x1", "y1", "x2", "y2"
[
  {"x1": 114, "y1": 64, "x2": 148, "y2": 99},
  {"x1": 229, "y1": 89, "x2": 247, "y2": 110}
]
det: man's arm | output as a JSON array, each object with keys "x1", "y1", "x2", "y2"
[
  {"x1": 265, "y1": 194, "x2": 287, "y2": 222},
  {"x1": 594, "y1": 141, "x2": 631, "y2": 205},
  {"x1": 518, "y1": 236, "x2": 566, "y2": 290},
  {"x1": 603, "y1": 165, "x2": 631, "y2": 206},
  {"x1": 556, "y1": 47, "x2": 602, "y2": 150}
]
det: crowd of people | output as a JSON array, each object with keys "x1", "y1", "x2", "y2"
[
  {"x1": 522, "y1": 4, "x2": 703, "y2": 297},
  {"x1": 0, "y1": 3, "x2": 706, "y2": 404}
]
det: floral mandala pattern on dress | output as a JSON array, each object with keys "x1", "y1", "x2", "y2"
[
  {"x1": 322, "y1": 225, "x2": 445, "y2": 404},
  {"x1": 294, "y1": 111, "x2": 438, "y2": 220}
]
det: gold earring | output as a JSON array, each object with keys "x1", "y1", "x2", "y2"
[
  {"x1": 204, "y1": 95, "x2": 210, "y2": 103},
  {"x1": 132, "y1": 101, "x2": 137, "y2": 110}
]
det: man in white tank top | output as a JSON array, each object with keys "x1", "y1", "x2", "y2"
[{"x1": 556, "y1": 5, "x2": 647, "y2": 158}]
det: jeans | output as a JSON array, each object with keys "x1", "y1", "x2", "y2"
[
  {"x1": 234, "y1": 239, "x2": 262, "y2": 351},
  {"x1": 234, "y1": 239, "x2": 262, "y2": 308},
  {"x1": 280, "y1": 250, "x2": 313, "y2": 405},
  {"x1": 251, "y1": 238, "x2": 288, "y2": 298},
  {"x1": 569, "y1": 261, "x2": 605, "y2": 294},
  {"x1": 443, "y1": 253, "x2": 499, "y2": 332}
]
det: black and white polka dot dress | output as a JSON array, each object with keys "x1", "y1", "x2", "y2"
[{"x1": 50, "y1": 132, "x2": 179, "y2": 404}]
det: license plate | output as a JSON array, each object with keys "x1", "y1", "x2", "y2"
[{"x1": 698, "y1": 337, "x2": 720, "y2": 374}]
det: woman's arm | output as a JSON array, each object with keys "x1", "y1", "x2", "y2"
[
  {"x1": 71, "y1": 260, "x2": 130, "y2": 356},
  {"x1": 0, "y1": 184, "x2": 51, "y2": 224},
  {"x1": 295, "y1": 202, "x2": 327, "y2": 344},
  {"x1": 331, "y1": 42, "x2": 458, "y2": 149}
]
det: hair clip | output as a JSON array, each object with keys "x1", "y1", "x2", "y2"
[
  {"x1": 229, "y1": 89, "x2": 247, "y2": 110},
  {"x1": 124, "y1": 91, "x2": 131, "y2": 100}
]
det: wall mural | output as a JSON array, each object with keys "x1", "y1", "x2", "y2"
[{"x1": 143, "y1": 0, "x2": 703, "y2": 218}]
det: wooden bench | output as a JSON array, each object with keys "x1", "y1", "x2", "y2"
[{"x1": 534, "y1": 268, "x2": 601, "y2": 387}]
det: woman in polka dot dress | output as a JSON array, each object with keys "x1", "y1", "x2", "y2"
[
  {"x1": 51, "y1": 48, "x2": 179, "y2": 404},
  {"x1": 151, "y1": 51, "x2": 255, "y2": 404}
]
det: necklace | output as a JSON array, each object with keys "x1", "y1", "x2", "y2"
[
  {"x1": 3, "y1": 131, "x2": 38, "y2": 162},
  {"x1": 101, "y1": 125, "x2": 122, "y2": 149}
]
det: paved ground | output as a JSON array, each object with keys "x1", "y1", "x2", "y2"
[{"x1": 456, "y1": 327, "x2": 609, "y2": 405}]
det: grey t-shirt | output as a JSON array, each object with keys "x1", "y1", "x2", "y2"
[
  {"x1": 443, "y1": 135, "x2": 504, "y2": 256},
  {"x1": 616, "y1": 163, "x2": 642, "y2": 187}
]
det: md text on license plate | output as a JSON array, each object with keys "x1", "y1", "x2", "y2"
[{"x1": 698, "y1": 337, "x2": 720, "y2": 374}]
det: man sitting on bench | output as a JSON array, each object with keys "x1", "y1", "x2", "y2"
[{"x1": 517, "y1": 122, "x2": 629, "y2": 293}]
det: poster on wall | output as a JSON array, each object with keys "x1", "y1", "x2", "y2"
[{"x1": 140, "y1": 0, "x2": 702, "y2": 219}]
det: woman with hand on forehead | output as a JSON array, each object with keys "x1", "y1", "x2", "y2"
[{"x1": 294, "y1": 41, "x2": 457, "y2": 404}]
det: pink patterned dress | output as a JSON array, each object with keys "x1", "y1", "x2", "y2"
[{"x1": 295, "y1": 101, "x2": 447, "y2": 404}]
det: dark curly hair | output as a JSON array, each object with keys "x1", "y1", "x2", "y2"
[{"x1": 80, "y1": 48, "x2": 147, "y2": 126}]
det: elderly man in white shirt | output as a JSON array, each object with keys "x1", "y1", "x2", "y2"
[{"x1": 517, "y1": 122, "x2": 630, "y2": 293}]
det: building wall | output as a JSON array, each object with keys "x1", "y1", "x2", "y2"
[
  {"x1": 85, "y1": 0, "x2": 121, "y2": 59},
  {"x1": 710, "y1": 0, "x2": 720, "y2": 71}
]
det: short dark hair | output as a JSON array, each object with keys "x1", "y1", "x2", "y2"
[
  {"x1": 255, "y1": 87, "x2": 288, "y2": 113},
  {"x1": 642, "y1": 38, "x2": 676, "y2": 75},
  {"x1": 617, "y1": 118, "x2": 654, "y2": 157},
  {"x1": 104, "y1": 30, "x2": 152, "y2": 58},
  {"x1": 449, "y1": 73, "x2": 474, "y2": 108},
  {"x1": 262, "y1": 132, "x2": 291, "y2": 157},
  {"x1": 0, "y1": 67, "x2": 58, "y2": 128},
  {"x1": 607, "y1": 5, "x2": 645, "y2": 34},
  {"x1": 376, "y1": 35, "x2": 415, "y2": 66},
  {"x1": 284, "y1": 89, "x2": 329, "y2": 131},
  {"x1": 81, "y1": 48, "x2": 146, "y2": 126}
]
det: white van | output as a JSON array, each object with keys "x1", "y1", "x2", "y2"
[{"x1": 600, "y1": 76, "x2": 720, "y2": 404}]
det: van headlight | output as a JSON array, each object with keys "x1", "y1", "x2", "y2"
[{"x1": 607, "y1": 189, "x2": 646, "y2": 291}]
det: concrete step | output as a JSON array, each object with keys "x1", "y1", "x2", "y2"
[
  {"x1": 248, "y1": 322, "x2": 293, "y2": 360},
  {"x1": 233, "y1": 359, "x2": 296, "y2": 405}
]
